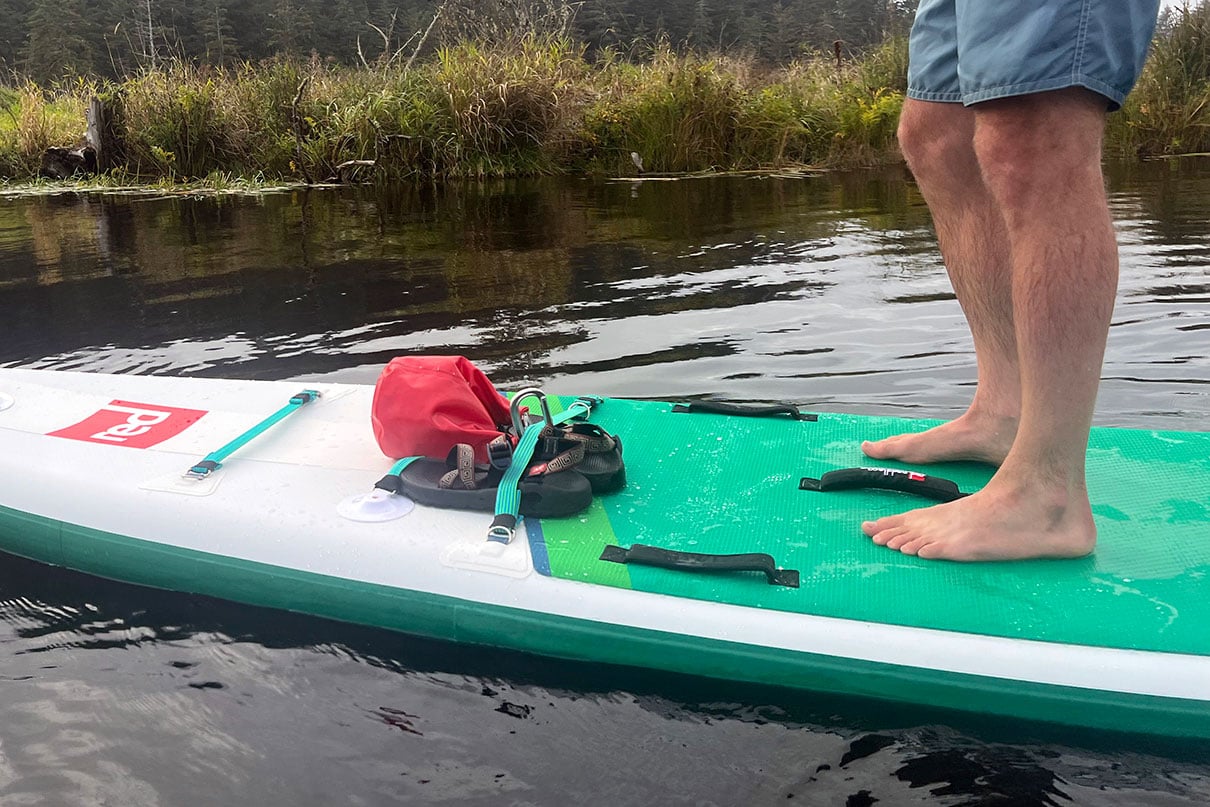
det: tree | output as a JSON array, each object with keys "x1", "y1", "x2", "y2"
[
  {"x1": 1, "y1": 0, "x2": 918, "y2": 78},
  {"x1": 23, "y1": 0, "x2": 100, "y2": 80},
  {"x1": 224, "y1": 0, "x2": 274, "y2": 61},
  {"x1": 313, "y1": 0, "x2": 364, "y2": 64},
  {"x1": 267, "y1": 0, "x2": 318, "y2": 57},
  {"x1": 132, "y1": 0, "x2": 159, "y2": 66},
  {"x1": 0, "y1": 0, "x2": 32, "y2": 73},
  {"x1": 575, "y1": 0, "x2": 630, "y2": 54},
  {"x1": 688, "y1": 0, "x2": 714, "y2": 49},
  {"x1": 198, "y1": 0, "x2": 236, "y2": 65}
]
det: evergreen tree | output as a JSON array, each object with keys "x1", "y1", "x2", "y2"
[
  {"x1": 0, "y1": 0, "x2": 32, "y2": 74},
  {"x1": 2, "y1": 0, "x2": 917, "y2": 77},
  {"x1": 314, "y1": 0, "x2": 363, "y2": 64},
  {"x1": 831, "y1": 0, "x2": 886, "y2": 47},
  {"x1": 152, "y1": 0, "x2": 205, "y2": 62},
  {"x1": 225, "y1": 0, "x2": 274, "y2": 61},
  {"x1": 197, "y1": 0, "x2": 236, "y2": 65},
  {"x1": 23, "y1": 0, "x2": 100, "y2": 80},
  {"x1": 764, "y1": 2, "x2": 805, "y2": 61},
  {"x1": 574, "y1": 0, "x2": 622, "y2": 53},
  {"x1": 688, "y1": 0, "x2": 714, "y2": 50},
  {"x1": 728, "y1": 8, "x2": 766, "y2": 54},
  {"x1": 267, "y1": 0, "x2": 318, "y2": 57}
]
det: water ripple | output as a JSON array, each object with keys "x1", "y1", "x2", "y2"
[{"x1": 0, "y1": 169, "x2": 1208, "y2": 804}]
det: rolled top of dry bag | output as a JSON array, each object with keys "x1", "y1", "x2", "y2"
[{"x1": 371, "y1": 355, "x2": 512, "y2": 464}]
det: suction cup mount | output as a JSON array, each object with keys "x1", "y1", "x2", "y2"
[{"x1": 337, "y1": 488, "x2": 415, "y2": 522}]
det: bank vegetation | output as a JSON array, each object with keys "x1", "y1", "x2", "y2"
[{"x1": 0, "y1": 2, "x2": 1207, "y2": 184}]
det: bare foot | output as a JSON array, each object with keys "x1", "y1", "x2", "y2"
[
  {"x1": 862, "y1": 410, "x2": 1018, "y2": 466},
  {"x1": 861, "y1": 471, "x2": 1096, "y2": 561}
]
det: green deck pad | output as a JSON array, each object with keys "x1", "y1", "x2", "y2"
[{"x1": 538, "y1": 398, "x2": 1210, "y2": 655}]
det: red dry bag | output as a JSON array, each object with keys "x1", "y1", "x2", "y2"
[{"x1": 371, "y1": 355, "x2": 513, "y2": 463}]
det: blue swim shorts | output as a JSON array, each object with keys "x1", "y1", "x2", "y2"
[{"x1": 907, "y1": 0, "x2": 1161, "y2": 110}]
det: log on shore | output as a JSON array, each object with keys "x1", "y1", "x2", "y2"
[
  {"x1": 39, "y1": 146, "x2": 97, "y2": 179},
  {"x1": 39, "y1": 97, "x2": 119, "y2": 180}
]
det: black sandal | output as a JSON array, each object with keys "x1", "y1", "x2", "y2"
[
  {"x1": 397, "y1": 443, "x2": 594, "y2": 517},
  {"x1": 535, "y1": 422, "x2": 626, "y2": 494}
]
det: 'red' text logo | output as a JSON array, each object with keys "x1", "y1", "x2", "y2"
[{"x1": 48, "y1": 399, "x2": 207, "y2": 449}]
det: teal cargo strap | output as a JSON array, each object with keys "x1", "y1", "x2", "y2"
[
  {"x1": 487, "y1": 390, "x2": 598, "y2": 543},
  {"x1": 388, "y1": 457, "x2": 420, "y2": 475},
  {"x1": 185, "y1": 390, "x2": 321, "y2": 479},
  {"x1": 372, "y1": 456, "x2": 422, "y2": 495}
]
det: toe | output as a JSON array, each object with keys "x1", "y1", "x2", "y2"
[
  {"x1": 861, "y1": 516, "x2": 900, "y2": 537},
  {"x1": 861, "y1": 438, "x2": 896, "y2": 459},
  {"x1": 896, "y1": 535, "x2": 934, "y2": 556},
  {"x1": 915, "y1": 541, "x2": 951, "y2": 561},
  {"x1": 883, "y1": 528, "x2": 917, "y2": 550}
]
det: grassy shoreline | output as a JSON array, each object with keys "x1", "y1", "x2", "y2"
[
  {"x1": 0, "y1": 37, "x2": 910, "y2": 184},
  {"x1": 2, "y1": 5, "x2": 1209, "y2": 186}
]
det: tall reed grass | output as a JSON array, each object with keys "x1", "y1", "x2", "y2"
[
  {"x1": 1107, "y1": 3, "x2": 1210, "y2": 157},
  {"x1": 574, "y1": 36, "x2": 907, "y2": 175},
  {"x1": 6, "y1": 4, "x2": 1209, "y2": 184},
  {"x1": 0, "y1": 83, "x2": 90, "y2": 178},
  {"x1": 0, "y1": 35, "x2": 912, "y2": 182}
]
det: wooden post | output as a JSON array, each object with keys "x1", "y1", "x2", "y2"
[
  {"x1": 84, "y1": 96, "x2": 121, "y2": 173},
  {"x1": 85, "y1": 97, "x2": 104, "y2": 171}
]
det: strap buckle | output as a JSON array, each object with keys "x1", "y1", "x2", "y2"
[
  {"x1": 540, "y1": 432, "x2": 563, "y2": 457},
  {"x1": 487, "y1": 525, "x2": 515, "y2": 544},
  {"x1": 290, "y1": 390, "x2": 321, "y2": 405},
  {"x1": 487, "y1": 513, "x2": 518, "y2": 544},
  {"x1": 184, "y1": 460, "x2": 220, "y2": 480},
  {"x1": 570, "y1": 396, "x2": 602, "y2": 418},
  {"x1": 488, "y1": 437, "x2": 513, "y2": 470}
]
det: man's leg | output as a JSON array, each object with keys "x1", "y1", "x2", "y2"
[
  {"x1": 863, "y1": 88, "x2": 1113, "y2": 561},
  {"x1": 863, "y1": 98, "x2": 1019, "y2": 466}
]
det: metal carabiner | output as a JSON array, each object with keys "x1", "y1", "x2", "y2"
[{"x1": 509, "y1": 387, "x2": 555, "y2": 437}]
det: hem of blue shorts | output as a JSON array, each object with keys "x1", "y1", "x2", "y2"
[
  {"x1": 908, "y1": 76, "x2": 1127, "y2": 110},
  {"x1": 906, "y1": 88, "x2": 964, "y2": 104},
  {"x1": 963, "y1": 76, "x2": 1126, "y2": 109}
]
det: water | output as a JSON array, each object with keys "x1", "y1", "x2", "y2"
[{"x1": 0, "y1": 164, "x2": 1207, "y2": 805}]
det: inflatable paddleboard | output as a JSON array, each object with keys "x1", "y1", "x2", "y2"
[{"x1": 0, "y1": 368, "x2": 1206, "y2": 739}]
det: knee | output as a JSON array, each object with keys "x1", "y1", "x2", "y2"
[
  {"x1": 972, "y1": 117, "x2": 1046, "y2": 207},
  {"x1": 973, "y1": 98, "x2": 1106, "y2": 207},
  {"x1": 896, "y1": 103, "x2": 974, "y2": 184}
]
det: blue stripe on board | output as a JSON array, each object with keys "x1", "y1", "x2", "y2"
[{"x1": 525, "y1": 519, "x2": 552, "y2": 577}]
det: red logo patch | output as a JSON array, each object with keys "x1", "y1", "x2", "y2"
[{"x1": 49, "y1": 399, "x2": 207, "y2": 449}]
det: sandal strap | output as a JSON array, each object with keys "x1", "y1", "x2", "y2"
[
  {"x1": 527, "y1": 427, "x2": 587, "y2": 476},
  {"x1": 539, "y1": 423, "x2": 617, "y2": 452},
  {"x1": 487, "y1": 434, "x2": 513, "y2": 469},
  {"x1": 439, "y1": 443, "x2": 483, "y2": 490},
  {"x1": 540, "y1": 442, "x2": 585, "y2": 474},
  {"x1": 562, "y1": 423, "x2": 616, "y2": 454}
]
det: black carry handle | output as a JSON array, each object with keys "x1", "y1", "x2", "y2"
[
  {"x1": 600, "y1": 544, "x2": 800, "y2": 588},
  {"x1": 672, "y1": 401, "x2": 817, "y2": 422},
  {"x1": 799, "y1": 467, "x2": 967, "y2": 503}
]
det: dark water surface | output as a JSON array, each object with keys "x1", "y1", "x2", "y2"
[{"x1": 0, "y1": 164, "x2": 1207, "y2": 805}]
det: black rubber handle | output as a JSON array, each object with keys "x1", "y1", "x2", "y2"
[
  {"x1": 672, "y1": 401, "x2": 817, "y2": 421},
  {"x1": 600, "y1": 544, "x2": 800, "y2": 588},
  {"x1": 799, "y1": 467, "x2": 966, "y2": 502}
]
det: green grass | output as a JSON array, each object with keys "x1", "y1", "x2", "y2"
[
  {"x1": 574, "y1": 38, "x2": 908, "y2": 175},
  {"x1": 0, "y1": 82, "x2": 91, "y2": 178},
  {"x1": 4, "y1": 5, "x2": 1209, "y2": 185},
  {"x1": 1107, "y1": 3, "x2": 1210, "y2": 158},
  {"x1": 0, "y1": 36, "x2": 912, "y2": 183}
]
